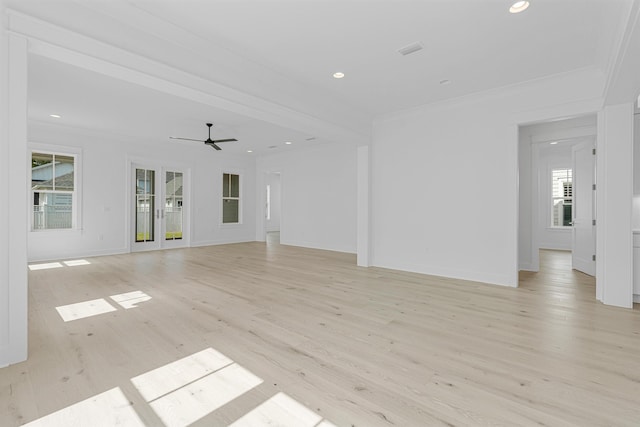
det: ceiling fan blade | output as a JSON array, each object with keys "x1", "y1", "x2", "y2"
[
  {"x1": 205, "y1": 141, "x2": 223, "y2": 150},
  {"x1": 211, "y1": 138, "x2": 238, "y2": 143},
  {"x1": 169, "y1": 137, "x2": 204, "y2": 142}
]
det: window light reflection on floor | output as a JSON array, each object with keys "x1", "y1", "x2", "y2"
[
  {"x1": 230, "y1": 392, "x2": 337, "y2": 427},
  {"x1": 132, "y1": 347, "x2": 262, "y2": 427},
  {"x1": 28, "y1": 262, "x2": 64, "y2": 271},
  {"x1": 63, "y1": 259, "x2": 91, "y2": 266},
  {"x1": 110, "y1": 291, "x2": 152, "y2": 309},
  {"x1": 20, "y1": 346, "x2": 337, "y2": 426},
  {"x1": 55, "y1": 298, "x2": 117, "y2": 322},
  {"x1": 22, "y1": 387, "x2": 145, "y2": 427}
]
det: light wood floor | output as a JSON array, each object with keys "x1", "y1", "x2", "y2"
[{"x1": 3, "y1": 245, "x2": 640, "y2": 426}]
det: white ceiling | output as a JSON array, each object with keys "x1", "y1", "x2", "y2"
[
  {"x1": 134, "y1": 0, "x2": 624, "y2": 114},
  {"x1": 28, "y1": 54, "x2": 317, "y2": 155},
  {"x1": 12, "y1": 0, "x2": 633, "y2": 153}
]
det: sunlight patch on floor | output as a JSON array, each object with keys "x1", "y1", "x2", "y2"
[
  {"x1": 55, "y1": 298, "x2": 117, "y2": 322},
  {"x1": 21, "y1": 345, "x2": 335, "y2": 426},
  {"x1": 28, "y1": 262, "x2": 63, "y2": 271},
  {"x1": 131, "y1": 348, "x2": 233, "y2": 402},
  {"x1": 230, "y1": 392, "x2": 328, "y2": 427},
  {"x1": 63, "y1": 259, "x2": 91, "y2": 267},
  {"x1": 110, "y1": 291, "x2": 152, "y2": 309},
  {"x1": 132, "y1": 347, "x2": 262, "y2": 427},
  {"x1": 22, "y1": 387, "x2": 144, "y2": 427},
  {"x1": 149, "y1": 363, "x2": 263, "y2": 427}
]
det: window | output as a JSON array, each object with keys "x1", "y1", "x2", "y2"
[
  {"x1": 31, "y1": 152, "x2": 76, "y2": 230},
  {"x1": 222, "y1": 173, "x2": 240, "y2": 224},
  {"x1": 551, "y1": 168, "x2": 572, "y2": 227}
]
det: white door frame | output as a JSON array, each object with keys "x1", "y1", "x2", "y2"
[{"x1": 522, "y1": 132, "x2": 596, "y2": 274}]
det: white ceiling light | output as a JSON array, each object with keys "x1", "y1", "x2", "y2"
[
  {"x1": 510, "y1": 1, "x2": 530, "y2": 13},
  {"x1": 333, "y1": 72, "x2": 345, "y2": 79},
  {"x1": 285, "y1": 141, "x2": 292, "y2": 145},
  {"x1": 49, "y1": 114, "x2": 61, "y2": 118},
  {"x1": 550, "y1": 142, "x2": 558, "y2": 145},
  {"x1": 247, "y1": 150, "x2": 253, "y2": 153}
]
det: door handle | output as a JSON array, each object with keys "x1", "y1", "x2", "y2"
[
  {"x1": 156, "y1": 209, "x2": 160, "y2": 219},
  {"x1": 161, "y1": 209, "x2": 165, "y2": 219}
]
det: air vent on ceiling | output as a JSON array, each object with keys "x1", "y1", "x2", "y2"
[
  {"x1": 305, "y1": 137, "x2": 317, "y2": 141},
  {"x1": 268, "y1": 145, "x2": 278, "y2": 149},
  {"x1": 398, "y1": 42, "x2": 423, "y2": 56}
]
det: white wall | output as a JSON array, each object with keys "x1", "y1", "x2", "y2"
[
  {"x1": 372, "y1": 68, "x2": 605, "y2": 287},
  {"x1": 257, "y1": 142, "x2": 357, "y2": 254},
  {"x1": 265, "y1": 172, "x2": 281, "y2": 232},
  {"x1": 0, "y1": 10, "x2": 29, "y2": 366},
  {"x1": 27, "y1": 122, "x2": 256, "y2": 261},
  {"x1": 597, "y1": 103, "x2": 634, "y2": 308}
]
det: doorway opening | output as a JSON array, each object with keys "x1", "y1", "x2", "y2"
[
  {"x1": 518, "y1": 114, "x2": 597, "y2": 286},
  {"x1": 264, "y1": 172, "x2": 281, "y2": 244}
]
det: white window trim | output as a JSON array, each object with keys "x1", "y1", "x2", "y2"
[
  {"x1": 221, "y1": 171, "x2": 242, "y2": 226},
  {"x1": 29, "y1": 143, "x2": 82, "y2": 232}
]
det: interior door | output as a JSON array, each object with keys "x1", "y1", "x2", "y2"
[
  {"x1": 572, "y1": 140, "x2": 596, "y2": 276},
  {"x1": 132, "y1": 164, "x2": 187, "y2": 252}
]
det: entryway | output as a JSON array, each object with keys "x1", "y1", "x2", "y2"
[{"x1": 518, "y1": 115, "x2": 597, "y2": 284}]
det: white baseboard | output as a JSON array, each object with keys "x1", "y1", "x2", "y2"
[
  {"x1": 191, "y1": 237, "x2": 256, "y2": 247},
  {"x1": 28, "y1": 247, "x2": 129, "y2": 263}
]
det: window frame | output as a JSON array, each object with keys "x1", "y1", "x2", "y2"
[
  {"x1": 30, "y1": 145, "x2": 82, "y2": 232},
  {"x1": 221, "y1": 171, "x2": 242, "y2": 225}
]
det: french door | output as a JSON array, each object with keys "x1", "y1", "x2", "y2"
[{"x1": 132, "y1": 164, "x2": 188, "y2": 251}]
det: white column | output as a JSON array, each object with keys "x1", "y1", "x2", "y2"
[
  {"x1": 0, "y1": 3, "x2": 29, "y2": 366},
  {"x1": 357, "y1": 145, "x2": 369, "y2": 267},
  {"x1": 596, "y1": 103, "x2": 634, "y2": 308}
]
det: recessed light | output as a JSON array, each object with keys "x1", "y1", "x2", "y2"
[
  {"x1": 247, "y1": 150, "x2": 253, "y2": 153},
  {"x1": 510, "y1": 1, "x2": 530, "y2": 13},
  {"x1": 333, "y1": 72, "x2": 345, "y2": 79},
  {"x1": 49, "y1": 114, "x2": 61, "y2": 118},
  {"x1": 285, "y1": 141, "x2": 292, "y2": 145},
  {"x1": 439, "y1": 79, "x2": 451, "y2": 85},
  {"x1": 550, "y1": 142, "x2": 558, "y2": 145},
  {"x1": 398, "y1": 41, "x2": 424, "y2": 56}
]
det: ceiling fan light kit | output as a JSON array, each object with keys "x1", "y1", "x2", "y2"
[{"x1": 169, "y1": 123, "x2": 238, "y2": 151}]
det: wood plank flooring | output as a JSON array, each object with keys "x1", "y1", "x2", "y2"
[{"x1": 2, "y1": 244, "x2": 640, "y2": 426}]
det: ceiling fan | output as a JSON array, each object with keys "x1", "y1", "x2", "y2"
[{"x1": 170, "y1": 123, "x2": 237, "y2": 151}]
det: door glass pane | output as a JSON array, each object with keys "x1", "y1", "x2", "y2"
[
  {"x1": 136, "y1": 169, "x2": 155, "y2": 242},
  {"x1": 165, "y1": 171, "x2": 183, "y2": 240}
]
